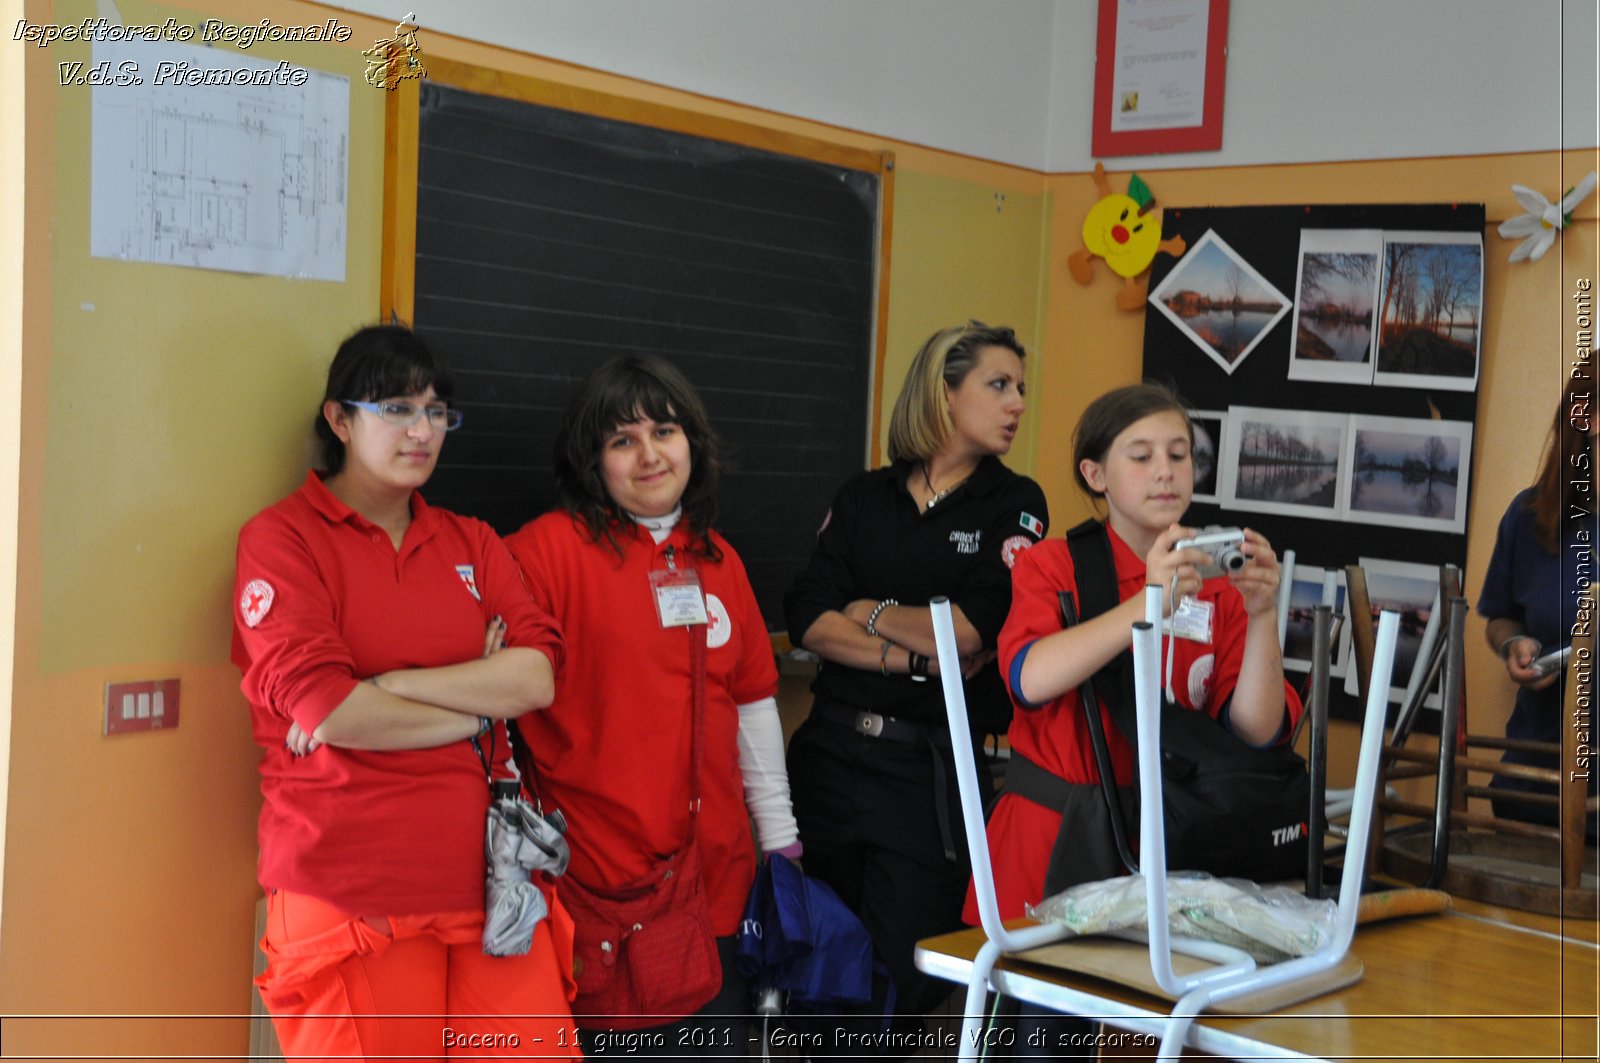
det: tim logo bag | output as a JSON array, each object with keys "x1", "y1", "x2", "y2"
[{"x1": 1154, "y1": 704, "x2": 1310, "y2": 882}]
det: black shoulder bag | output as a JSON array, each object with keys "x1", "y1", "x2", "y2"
[{"x1": 1064, "y1": 519, "x2": 1310, "y2": 883}]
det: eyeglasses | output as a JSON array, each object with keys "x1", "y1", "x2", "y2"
[{"x1": 342, "y1": 399, "x2": 464, "y2": 431}]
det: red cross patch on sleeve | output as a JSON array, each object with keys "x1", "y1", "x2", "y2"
[{"x1": 240, "y1": 579, "x2": 275, "y2": 628}]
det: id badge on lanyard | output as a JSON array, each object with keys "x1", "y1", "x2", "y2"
[
  {"x1": 649, "y1": 544, "x2": 708, "y2": 628},
  {"x1": 1164, "y1": 595, "x2": 1215, "y2": 643}
]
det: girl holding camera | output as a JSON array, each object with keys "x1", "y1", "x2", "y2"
[{"x1": 971, "y1": 382, "x2": 1302, "y2": 920}]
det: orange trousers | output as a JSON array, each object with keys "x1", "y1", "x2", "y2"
[{"x1": 257, "y1": 889, "x2": 579, "y2": 1061}]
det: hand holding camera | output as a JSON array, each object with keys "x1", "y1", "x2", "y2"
[
  {"x1": 1174, "y1": 526, "x2": 1248, "y2": 579},
  {"x1": 1154, "y1": 524, "x2": 1278, "y2": 619}
]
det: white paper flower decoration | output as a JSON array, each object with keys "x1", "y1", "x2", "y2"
[{"x1": 1497, "y1": 171, "x2": 1597, "y2": 263}]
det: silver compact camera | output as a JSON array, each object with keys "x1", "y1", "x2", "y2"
[
  {"x1": 1174, "y1": 526, "x2": 1247, "y2": 578},
  {"x1": 1531, "y1": 645, "x2": 1571, "y2": 678}
]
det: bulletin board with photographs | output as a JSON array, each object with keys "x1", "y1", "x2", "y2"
[{"x1": 1141, "y1": 203, "x2": 1485, "y2": 723}]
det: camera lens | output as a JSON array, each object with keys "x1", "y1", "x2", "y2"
[{"x1": 1222, "y1": 549, "x2": 1247, "y2": 572}]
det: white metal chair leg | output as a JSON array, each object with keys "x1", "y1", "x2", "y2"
[
  {"x1": 1132, "y1": 610, "x2": 1402, "y2": 1059},
  {"x1": 958, "y1": 937, "x2": 1004, "y2": 1062},
  {"x1": 932, "y1": 598, "x2": 1078, "y2": 1063}
]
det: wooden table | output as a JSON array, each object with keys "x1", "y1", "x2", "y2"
[{"x1": 914, "y1": 898, "x2": 1599, "y2": 1061}]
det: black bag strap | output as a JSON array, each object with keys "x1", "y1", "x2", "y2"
[
  {"x1": 1062, "y1": 515, "x2": 1152, "y2": 870},
  {"x1": 1063, "y1": 519, "x2": 1142, "y2": 741},
  {"x1": 1057, "y1": 588, "x2": 1139, "y2": 874}
]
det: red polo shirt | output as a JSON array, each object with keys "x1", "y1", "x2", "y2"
[
  {"x1": 233, "y1": 472, "x2": 563, "y2": 916},
  {"x1": 505, "y1": 511, "x2": 778, "y2": 934}
]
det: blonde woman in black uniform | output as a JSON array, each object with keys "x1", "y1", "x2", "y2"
[{"x1": 784, "y1": 322, "x2": 1048, "y2": 1048}]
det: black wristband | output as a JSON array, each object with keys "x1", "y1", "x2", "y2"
[{"x1": 909, "y1": 651, "x2": 929, "y2": 681}]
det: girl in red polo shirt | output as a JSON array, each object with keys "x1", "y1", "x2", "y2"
[
  {"x1": 969, "y1": 383, "x2": 1300, "y2": 1057},
  {"x1": 505, "y1": 355, "x2": 799, "y2": 1056},
  {"x1": 233, "y1": 325, "x2": 576, "y2": 1060},
  {"x1": 976, "y1": 382, "x2": 1300, "y2": 919}
]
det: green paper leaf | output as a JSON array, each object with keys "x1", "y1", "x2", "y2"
[{"x1": 1127, "y1": 173, "x2": 1154, "y2": 210}]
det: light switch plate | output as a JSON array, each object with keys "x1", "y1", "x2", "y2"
[{"x1": 104, "y1": 678, "x2": 180, "y2": 735}]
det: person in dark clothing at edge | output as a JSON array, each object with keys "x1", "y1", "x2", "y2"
[{"x1": 783, "y1": 322, "x2": 1048, "y2": 1056}]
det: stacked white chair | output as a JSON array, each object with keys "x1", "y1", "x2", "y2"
[{"x1": 930, "y1": 592, "x2": 1401, "y2": 1061}]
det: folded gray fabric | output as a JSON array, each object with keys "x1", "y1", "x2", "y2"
[{"x1": 483, "y1": 788, "x2": 569, "y2": 956}]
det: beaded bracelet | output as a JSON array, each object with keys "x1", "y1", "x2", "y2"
[
  {"x1": 865, "y1": 598, "x2": 898, "y2": 637},
  {"x1": 878, "y1": 639, "x2": 893, "y2": 677}
]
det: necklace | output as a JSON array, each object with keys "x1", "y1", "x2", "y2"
[{"x1": 921, "y1": 461, "x2": 966, "y2": 510}]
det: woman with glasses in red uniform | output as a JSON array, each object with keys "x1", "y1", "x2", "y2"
[{"x1": 233, "y1": 325, "x2": 576, "y2": 1060}]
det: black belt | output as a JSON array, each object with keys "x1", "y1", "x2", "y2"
[
  {"x1": 812, "y1": 702, "x2": 960, "y2": 864},
  {"x1": 813, "y1": 702, "x2": 928, "y2": 744}
]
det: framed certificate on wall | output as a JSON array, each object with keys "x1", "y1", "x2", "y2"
[{"x1": 1091, "y1": 0, "x2": 1229, "y2": 157}]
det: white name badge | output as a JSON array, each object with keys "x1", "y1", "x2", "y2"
[
  {"x1": 649, "y1": 567, "x2": 708, "y2": 628},
  {"x1": 1163, "y1": 595, "x2": 1215, "y2": 643}
]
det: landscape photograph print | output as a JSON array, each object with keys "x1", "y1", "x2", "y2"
[
  {"x1": 1282, "y1": 564, "x2": 1351, "y2": 678},
  {"x1": 1287, "y1": 229, "x2": 1382, "y2": 386},
  {"x1": 1372, "y1": 230, "x2": 1483, "y2": 391},
  {"x1": 1149, "y1": 229, "x2": 1292, "y2": 375},
  {"x1": 1218, "y1": 406, "x2": 1348, "y2": 520},
  {"x1": 1188, "y1": 408, "x2": 1225, "y2": 502},
  {"x1": 1345, "y1": 557, "x2": 1444, "y2": 709},
  {"x1": 1342, "y1": 414, "x2": 1473, "y2": 534}
]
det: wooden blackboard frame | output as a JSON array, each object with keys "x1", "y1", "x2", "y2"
[{"x1": 378, "y1": 60, "x2": 894, "y2": 638}]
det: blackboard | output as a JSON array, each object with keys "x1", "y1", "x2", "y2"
[{"x1": 410, "y1": 82, "x2": 880, "y2": 630}]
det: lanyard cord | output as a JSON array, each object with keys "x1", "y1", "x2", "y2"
[{"x1": 471, "y1": 724, "x2": 496, "y2": 781}]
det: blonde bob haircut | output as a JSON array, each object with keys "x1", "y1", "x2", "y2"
[{"x1": 886, "y1": 321, "x2": 1026, "y2": 463}]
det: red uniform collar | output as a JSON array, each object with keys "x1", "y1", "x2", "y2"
[
  {"x1": 1103, "y1": 521, "x2": 1145, "y2": 576},
  {"x1": 300, "y1": 470, "x2": 438, "y2": 542}
]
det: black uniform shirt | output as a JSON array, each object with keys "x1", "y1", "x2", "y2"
[{"x1": 784, "y1": 456, "x2": 1049, "y2": 727}]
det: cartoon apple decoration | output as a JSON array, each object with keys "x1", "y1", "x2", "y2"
[{"x1": 1070, "y1": 162, "x2": 1187, "y2": 311}]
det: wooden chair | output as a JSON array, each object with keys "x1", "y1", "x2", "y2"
[{"x1": 1350, "y1": 564, "x2": 1597, "y2": 916}]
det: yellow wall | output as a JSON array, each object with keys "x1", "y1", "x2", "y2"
[
  {"x1": 3, "y1": 0, "x2": 1596, "y2": 1056},
  {"x1": 882, "y1": 169, "x2": 1050, "y2": 475},
  {"x1": 0, "y1": 0, "x2": 27, "y2": 939}
]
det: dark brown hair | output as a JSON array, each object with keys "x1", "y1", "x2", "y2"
[
  {"x1": 553, "y1": 355, "x2": 723, "y2": 560},
  {"x1": 1528, "y1": 376, "x2": 1595, "y2": 551},
  {"x1": 1072, "y1": 382, "x2": 1193, "y2": 497},
  {"x1": 315, "y1": 325, "x2": 454, "y2": 474}
]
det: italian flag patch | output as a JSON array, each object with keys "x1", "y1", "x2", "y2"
[{"x1": 1019, "y1": 512, "x2": 1044, "y2": 537}]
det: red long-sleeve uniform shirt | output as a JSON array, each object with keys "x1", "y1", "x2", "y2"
[{"x1": 233, "y1": 472, "x2": 564, "y2": 916}]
